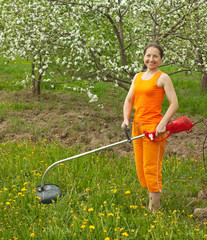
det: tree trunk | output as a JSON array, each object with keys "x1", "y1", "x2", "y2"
[
  {"x1": 32, "y1": 72, "x2": 42, "y2": 95},
  {"x1": 31, "y1": 61, "x2": 36, "y2": 94},
  {"x1": 200, "y1": 72, "x2": 207, "y2": 89},
  {"x1": 36, "y1": 73, "x2": 42, "y2": 95}
]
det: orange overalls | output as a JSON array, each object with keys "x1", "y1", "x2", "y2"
[{"x1": 132, "y1": 71, "x2": 166, "y2": 192}]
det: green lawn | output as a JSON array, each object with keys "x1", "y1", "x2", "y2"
[
  {"x1": 0, "y1": 59, "x2": 207, "y2": 239},
  {"x1": 1, "y1": 141, "x2": 207, "y2": 239}
]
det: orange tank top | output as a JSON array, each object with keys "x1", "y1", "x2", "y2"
[{"x1": 133, "y1": 71, "x2": 165, "y2": 124}]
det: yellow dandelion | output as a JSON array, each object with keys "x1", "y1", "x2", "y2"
[
  {"x1": 107, "y1": 213, "x2": 114, "y2": 217},
  {"x1": 89, "y1": 225, "x2": 95, "y2": 230},
  {"x1": 88, "y1": 208, "x2": 94, "y2": 212},
  {"x1": 21, "y1": 187, "x2": 27, "y2": 192},
  {"x1": 99, "y1": 212, "x2": 105, "y2": 217},
  {"x1": 130, "y1": 205, "x2": 138, "y2": 209},
  {"x1": 81, "y1": 225, "x2": 86, "y2": 229},
  {"x1": 6, "y1": 202, "x2": 11, "y2": 205},
  {"x1": 125, "y1": 190, "x2": 131, "y2": 195},
  {"x1": 30, "y1": 233, "x2": 35, "y2": 237},
  {"x1": 105, "y1": 238, "x2": 110, "y2": 240},
  {"x1": 104, "y1": 229, "x2": 107, "y2": 233},
  {"x1": 122, "y1": 232, "x2": 129, "y2": 237}
]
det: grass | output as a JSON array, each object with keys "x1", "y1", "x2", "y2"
[
  {"x1": 0, "y1": 58, "x2": 207, "y2": 118},
  {"x1": 0, "y1": 58, "x2": 31, "y2": 91},
  {"x1": 0, "y1": 58, "x2": 207, "y2": 239},
  {"x1": 1, "y1": 140, "x2": 207, "y2": 239}
]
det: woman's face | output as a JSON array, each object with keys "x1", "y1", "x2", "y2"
[{"x1": 144, "y1": 47, "x2": 162, "y2": 70}]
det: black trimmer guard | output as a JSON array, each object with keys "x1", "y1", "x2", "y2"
[{"x1": 36, "y1": 184, "x2": 62, "y2": 204}]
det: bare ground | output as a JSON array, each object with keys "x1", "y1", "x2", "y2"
[{"x1": 0, "y1": 89, "x2": 206, "y2": 160}]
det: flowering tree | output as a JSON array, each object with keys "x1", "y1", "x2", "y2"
[
  {"x1": 133, "y1": 0, "x2": 207, "y2": 88},
  {"x1": 0, "y1": 0, "x2": 75, "y2": 94},
  {"x1": 182, "y1": 1, "x2": 207, "y2": 89},
  {"x1": 0, "y1": 0, "x2": 206, "y2": 96}
]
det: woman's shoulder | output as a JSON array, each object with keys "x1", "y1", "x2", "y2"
[
  {"x1": 133, "y1": 72, "x2": 144, "y2": 81},
  {"x1": 160, "y1": 71, "x2": 170, "y2": 78},
  {"x1": 135, "y1": 71, "x2": 144, "y2": 77},
  {"x1": 159, "y1": 72, "x2": 172, "y2": 82},
  {"x1": 158, "y1": 71, "x2": 172, "y2": 87}
]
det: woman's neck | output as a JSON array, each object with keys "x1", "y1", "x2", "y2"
[{"x1": 145, "y1": 68, "x2": 159, "y2": 75}]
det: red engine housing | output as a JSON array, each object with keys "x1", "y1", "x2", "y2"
[
  {"x1": 167, "y1": 116, "x2": 195, "y2": 134},
  {"x1": 144, "y1": 116, "x2": 195, "y2": 142}
]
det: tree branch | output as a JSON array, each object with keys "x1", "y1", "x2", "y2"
[
  {"x1": 49, "y1": 0, "x2": 90, "y2": 7},
  {"x1": 103, "y1": 79, "x2": 129, "y2": 91},
  {"x1": 162, "y1": 2, "x2": 199, "y2": 38},
  {"x1": 168, "y1": 69, "x2": 191, "y2": 75},
  {"x1": 150, "y1": 12, "x2": 160, "y2": 26},
  {"x1": 166, "y1": 5, "x2": 186, "y2": 15}
]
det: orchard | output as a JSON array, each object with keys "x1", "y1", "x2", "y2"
[{"x1": 0, "y1": 0, "x2": 206, "y2": 95}]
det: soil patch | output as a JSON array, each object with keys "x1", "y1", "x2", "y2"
[{"x1": 0, "y1": 90, "x2": 206, "y2": 160}]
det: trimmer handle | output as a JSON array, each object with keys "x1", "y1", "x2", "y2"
[
  {"x1": 144, "y1": 116, "x2": 195, "y2": 142},
  {"x1": 123, "y1": 124, "x2": 132, "y2": 143},
  {"x1": 144, "y1": 125, "x2": 172, "y2": 142}
]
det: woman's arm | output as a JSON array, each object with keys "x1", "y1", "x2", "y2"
[
  {"x1": 122, "y1": 74, "x2": 137, "y2": 129},
  {"x1": 156, "y1": 73, "x2": 179, "y2": 136}
]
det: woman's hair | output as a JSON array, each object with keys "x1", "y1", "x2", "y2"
[{"x1": 144, "y1": 43, "x2": 164, "y2": 58}]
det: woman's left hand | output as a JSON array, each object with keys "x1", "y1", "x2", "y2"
[{"x1": 155, "y1": 122, "x2": 166, "y2": 137}]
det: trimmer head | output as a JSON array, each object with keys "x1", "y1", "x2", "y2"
[{"x1": 36, "y1": 184, "x2": 62, "y2": 204}]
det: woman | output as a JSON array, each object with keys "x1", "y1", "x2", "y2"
[{"x1": 122, "y1": 43, "x2": 178, "y2": 211}]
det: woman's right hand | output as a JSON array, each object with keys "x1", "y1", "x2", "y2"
[{"x1": 121, "y1": 120, "x2": 129, "y2": 130}]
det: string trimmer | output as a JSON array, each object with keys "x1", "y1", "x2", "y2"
[{"x1": 36, "y1": 116, "x2": 206, "y2": 204}]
